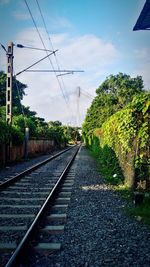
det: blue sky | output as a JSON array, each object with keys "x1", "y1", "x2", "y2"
[{"x1": 0, "y1": 0, "x2": 149, "y2": 126}]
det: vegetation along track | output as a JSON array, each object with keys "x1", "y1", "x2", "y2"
[{"x1": 0, "y1": 145, "x2": 80, "y2": 266}]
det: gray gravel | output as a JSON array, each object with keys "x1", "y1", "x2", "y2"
[
  {"x1": 0, "y1": 147, "x2": 78, "y2": 266},
  {"x1": 32, "y1": 146, "x2": 150, "y2": 267},
  {"x1": 0, "y1": 148, "x2": 62, "y2": 182}
]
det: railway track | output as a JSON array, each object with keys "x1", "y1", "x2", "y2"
[
  {"x1": 0, "y1": 146, "x2": 74, "y2": 189},
  {"x1": 0, "y1": 145, "x2": 80, "y2": 266}
]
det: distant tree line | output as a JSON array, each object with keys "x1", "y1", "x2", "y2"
[{"x1": 0, "y1": 71, "x2": 80, "y2": 146}]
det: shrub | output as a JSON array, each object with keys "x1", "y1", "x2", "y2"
[{"x1": 11, "y1": 126, "x2": 24, "y2": 145}]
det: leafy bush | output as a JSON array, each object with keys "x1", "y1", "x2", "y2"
[
  {"x1": 96, "y1": 93, "x2": 150, "y2": 188},
  {"x1": 98, "y1": 145, "x2": 124, "y2": 185},
  {"x1": 83, "y1": 92, "x2": 150, "y2": 188},
  {"x1": 0, "y1": 121, "x2": 10, "y2": 145},
  {"x1": 11, "y1": 126, "x2": 24, "y2": 145},
  {"x1": 89, "y1": 136, "x2": 124, "y2": 185}
]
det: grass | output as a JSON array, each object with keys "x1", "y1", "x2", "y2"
[
  {"x1": 88, "y1": 146, "x2": 150, "y2": 228},
  {"x1": 126, "y1": 195, "x2": 150, "y2": 227},
  {"x1": 114, "y1": 184, "x2": 132, "y2": 201},
  {"x1": 89, "y1": 145, "x2": 124, "y2": 185},
  {"x1": 115, "y1": 184, "x2": 150, "y2": 227}
]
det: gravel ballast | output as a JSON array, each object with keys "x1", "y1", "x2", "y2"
[
  {"x1": 0, "y1": 148, "x2": 63, "y2": 183},
  {"x1": 32, "y1": 146, "x2": 150, "y2": 267}
]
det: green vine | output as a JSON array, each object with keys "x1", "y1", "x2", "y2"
[{"x1": 93, "y1": 93, "x2": 150, "y2": 187}]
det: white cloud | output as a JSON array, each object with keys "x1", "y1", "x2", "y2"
[
  {"x1": 57, "y1": 34, "x2": 118, "y2": 71},
  {"x1": 2, "y1": 28, "x2": 119, "y2": 126}
]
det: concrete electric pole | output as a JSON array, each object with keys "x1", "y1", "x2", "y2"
[
  {"x1": 5, "y1": 42, "x2": 13, "y2": 162},
  {"x1": 76, "y1": 86, "x2": 81, "y2": 127},
  {"x1": 6, "y1": 42, "x2": 13, "y2": 125}
]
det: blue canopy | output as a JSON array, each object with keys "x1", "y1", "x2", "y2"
[{"x1": 133, "y1": 0, "x2": 150, "y2": 30}]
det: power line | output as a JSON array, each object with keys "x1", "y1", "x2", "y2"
[
  {"x1": 16, "y1": 50, "x2": 58, "y2": 76},
  {"x1": 35, "y1": 0, "x2": 74, "y2": 117},
  {"x1": 81, "y1": 88, "x2": 94, "y2": 100},
  {"x1": 35, "y1": 0, "x2": 52, "y2": 47},
  {"x1": 24, "y1": 0, "x2": 73, "y2": 118},
  {"x1": 24, "y1": 0, "x2": 48, "y2": 55},
  {"x1": 25, "y1": 70, "x2": 83, "y2": 73}
]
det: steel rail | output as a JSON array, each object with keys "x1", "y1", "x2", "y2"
[
  {"x1": 5, "y1": 145, "x2": 80, "y2": 267},
  {"x1": 0, "y1": 146, "x2": 75, "y2": 191}
]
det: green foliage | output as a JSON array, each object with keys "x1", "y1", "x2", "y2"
[
  {"x1": 114, "y1": 185, "x2": 150, "y2": 227},
  {"x1": 98, "y1": 145, "x2": 124, "y2": 185},
  {"x1": 94, "y1": 93, "x2": 150, "y2": 187},
  {"x1": 89, "y1": 136, "x2": 100, "y2": 156},
  {"x1": 0, "y1": 72, "x2": 6, "y2": 106},
  {"x1": 0, "y1": 71, "x2": 26, "y2": 107},
  {"x1": 89, "y1": 136, "x2": 124, "y2": 185},
  {"x1": 48, "y1": 122, "x2": 81, "y2": 145},
  {"x1": 82, "y1": 93, "x2": 117, "y2": 136},
  {"x1": 67, "y1": 126, "x2": 81, "y2": 142},
  {"x1": 83, "y1": 73, "x2": 145, "y2": 137},
  {"x1": 0, "y1": 120, "x2": 24, "y2": 146},
  {"x1": 126, "y1": 195, "x2": 150, "y2": 227},
  {"x1": 11, "y1": 126, "x2": 24, "y2": 145},
  {"x1": 0, "y1": 106, "x2": 6, "y2": 121},
  {"x1": 0, "y1": 121, "x2": 10, "y2": 145},
  {"x1": 101, "y1": 107, "x2": 136, "y2": 153},
  {"x1": 82, "y1": 72, "x2": 149, "y2": 189},
  {"x1": 47, "y1": 124, "x2": 67, "y2": 146},
  {"x1": 48, "y1": 121, "x2": 62, "y2": 127},
  {"x1": 0, "y1": 71, "x2": 81, "y2": 147},
  {"x1": 96, "y1": 72, "x2": 144, "y2": 108},
  {"x1": 13, "y1": 115, "x2": 37, "y2": 137}
]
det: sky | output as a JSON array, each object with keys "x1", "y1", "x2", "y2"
[{"x1": 0, "y1": 0, "x2": 149, "y2": 126}]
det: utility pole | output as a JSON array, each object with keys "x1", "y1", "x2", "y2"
[
  {"x1": 6, "y1": 42, "x2": 13, "y2": 163},
  {"x1": 76, "y1": 86, "x2": 80, "y2": 127},
  {"x1": 6, "y1": 42, "x2": 13, "y2": 125}
]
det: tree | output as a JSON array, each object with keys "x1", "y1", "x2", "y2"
[
  {"x1": 63, "y1": 125, "x2": 81, "y2": 143},
  {"x1": 20, "y1": 106, "x2": 36, "y2": 117},
  {"x1": 96, "y1": 72, "x2": 144, "y2": 108},
  {"x1": 0, "y1": 121, "x2": 10, "y2": 145},
  {"x1": 13, "y1": 114, "x2": 37, "y2": 137},
  {"x1": 83, "y1": 73, "x2": 145, "y2": 136},
  {"x1": 48, "y1": 121, "x2": 62, "y2": 127},
  {"x1": 82, "y1": 93, "x2": 117, "y2": 137},
  {"x1": 0, "y1": 106, "x2": 6, "y2": 121},
  {"x1": 0, "y1": 71, "x2": 27, "y2": 107}
]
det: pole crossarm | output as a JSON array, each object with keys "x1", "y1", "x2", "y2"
[
  {"x1": 16, "y1": 50, "x2": 58, "y2": 76},
  {"x1": 0, "y1": 43, "x2": 7, "y2": 53},
  {"x1": 15, "y1": 43, "x2": 53, "y2": 52},
  {"x1": 25, "y1": 70, "x2": 84, "y2": 73},
  {"x1": 57, "y1": 72, "x2": 74, "y2": 77}
]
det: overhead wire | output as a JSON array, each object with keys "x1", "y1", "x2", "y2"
[
  {"x1": 35, "y1": 0, "x2": 66, "y2": 78},
  {"x1": 35, "y1": 0, "x2": 74, "y2": 121},
  {"x1": 80, "y1": 88, "x2": 94, "y2": 100},
  {"x1": 16, "y1": 50, "x2": 58, "y2": 76},
  {"x1": 24, "y1": 0, "x2": 73, "y2": 120}
]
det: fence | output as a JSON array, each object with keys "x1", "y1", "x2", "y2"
[{"x1": 0, "y1": 139, "x2": 55, "y2": 167}]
